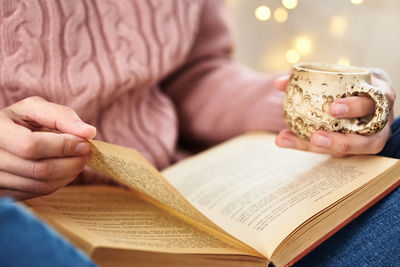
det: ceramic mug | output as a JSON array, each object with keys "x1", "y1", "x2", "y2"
[{"x1": 283, "y1": 63, "x2": 390, "y2": 139}]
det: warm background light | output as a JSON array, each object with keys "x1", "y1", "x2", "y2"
[
  {"x1": 255, "y1": 5, "x2": 271, "y2": 21},
  {"x1": 338, "y1": 58, "x2": 351, "y2": 66},
  {"x1": 295, "y1": 37, "x2": 312, "y2": 54},
  {"x1": 350, "y1": 0, "x2": 364, "y2": 4},
  {"x1": 227, "y1": 0, "x2": 400, "y2": 115},
  {"x1": 274, "y1": 8, "x2": 288, "y2": 23},
  {"x1": 286, "y1": 49, "x2": 300, "y2": 64},
  {"x1": 282, "y1": 0, "x2": 298, "y2": 9},
  {"x1": 330, "y1": 16, "x2": 347, "y2": 37}
]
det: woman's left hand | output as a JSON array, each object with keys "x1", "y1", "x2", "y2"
[{"x1": 273, "y1": 73, "x2": 396, "y2": 157}]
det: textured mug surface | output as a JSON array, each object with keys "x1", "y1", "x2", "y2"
[{"x1": 283, "y1": 63, "x2": 390, "y2": 139}]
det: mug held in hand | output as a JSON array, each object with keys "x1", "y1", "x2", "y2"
[{"x1": 283, "y1": 63, "x2": 390, "y2": 139}]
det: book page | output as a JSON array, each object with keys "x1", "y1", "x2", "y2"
[
  {"x1": 89, "y1": 141, "x2": 211, "y2": 227},
  {"x1": 87, "y1": 140, "x2": 260, "y2": 255},
  {"x1": 26, "y1": 186, "x2": 254, "y2": 255},
  {"x1": 162, "y1": 133, "x2": 398, "y2": 258}
]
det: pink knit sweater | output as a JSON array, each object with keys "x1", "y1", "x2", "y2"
[{"x1": 0, "y1": 0, "x2": 286, "y2": 170}]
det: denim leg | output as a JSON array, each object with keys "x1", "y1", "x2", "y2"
[
  {"x1": 0, "y1": 198, "x2": 97, "y2": 267},
  {"x1": 294, "y1": 181, "x2": 400, "y2": 266},
  {"x1": 379, "y1": 117, "x2": 400, "y2": 159}
]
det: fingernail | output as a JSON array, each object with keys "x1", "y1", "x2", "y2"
[
  {"x1": 75, "y1": 142, "x2": 90, "y2": 154},
  {"x1": 313, "y1": 135, "x2": 331, "y2": 148},
  {"x1": 330, "y1": 103, "x2": 348, "y2": 116},
  {"x1": 278, "y1": 138, "x2": 293, "y2": 148}
]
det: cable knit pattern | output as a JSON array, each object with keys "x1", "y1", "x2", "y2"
[{"x1": 0, "y1": 0, "x2": 285, "y2": 170}]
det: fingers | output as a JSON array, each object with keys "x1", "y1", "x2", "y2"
[
  {"x1": 276, "y1": 129, "x2": 338, "y2": 155},
  {"x1": 4, "y1": 96, "x2": 96, "y2": 139},
  {"x1": 274, "y1": 74, "x2": 290, "y2": 91},
  {"x1": 0, "y1": 149, "x2": 90, "y2": 181},
  {"x1": 0, "y1": 150, "x2": 89, "y2": 200},
  {"x1": 276, "y1": 126, "x2": 390, "y2": 156},
  {"x1": 0, "y1": 114, "x2": 91, "y2": 159},
  {"x1": 309, "y1": 129, "x2": 388, "y2": 155},
  {"x1": 0, "y1": 173, "x2": 76, "y2": 196},
  {"x1": 329, "y1": 76, "x2": 396, "y2": 120},
  {"x1": 0, "y1": 188, "x2": 38, "y2": 201},
  {"x1": 0, "y1": 97, "x2": 96, "y2": 200},
  {"x1": 371, "y1": 75, "x2": 396, "y2": 107},
  {"x1": 329, "y1": 96, "x2": 375, "y2": 118}
]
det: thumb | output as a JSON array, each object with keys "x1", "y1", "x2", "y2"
[
  {"x1": 273, "y1": 74, "x2": 290, "y2": 91},
  {"x1": 7, "y1": 97, "x2": 96, "y2": 139}
]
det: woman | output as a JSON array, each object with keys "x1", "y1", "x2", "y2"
[{"x1": 0, "y1": 0, "x2": 398, "y2": 266}]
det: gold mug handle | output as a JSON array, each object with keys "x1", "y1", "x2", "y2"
[{"x1": 348, "y1": 81, "x2": 390, "y2": 135}]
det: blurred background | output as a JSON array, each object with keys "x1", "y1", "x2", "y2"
[{"x1": 226, "y1": 0, "x2": 400, "y2": 114}]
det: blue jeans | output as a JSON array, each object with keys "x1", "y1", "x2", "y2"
[
  {"x1": 294, "y1": 186, "x2": 400, "y2": 266},
  {"x1": 1, "y1": 119, "x2": 400, "y2": 267},
  {"x1": 0, "y1": 198, "x2": 97, "y2": 267}
]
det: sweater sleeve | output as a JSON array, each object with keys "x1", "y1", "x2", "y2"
[{"x1": 163, "y1": 0, "x2": 287, "y2": 146}]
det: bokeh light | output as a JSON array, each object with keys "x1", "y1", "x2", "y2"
[
  {"x1": 350, "y1": 0, "x2": 364, "y2": 4},
  {"x1": 286, "y1": 49, "x2": 300, "y2": 64},
  {"x1": 282, "y1": 0, "x2": 298, "y2": 9},
  {"x1": 295, "y1": 37, "x2": 312, "y2": 54},
  {"x1": 338, "y1": 58, "x2": 351, "y2": 66},
  {"x1": 255, "y1": 5, "x2": 271, "y2": 21},
  {"x1": 274, "y1": 7, "x2": 288, "y2": 23}
]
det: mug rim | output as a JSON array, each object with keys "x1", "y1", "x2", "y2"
[{"x1": 293, "y1": 62, "x2": 370, "y2": 75}]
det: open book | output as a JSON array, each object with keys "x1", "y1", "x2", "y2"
[{"x1": 25, "y1": 133, "x2": 400, "y2": 267}]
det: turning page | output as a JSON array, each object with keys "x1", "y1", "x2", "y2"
[{"x1": 88, "y1": 140, "x2": 257, "y2": 254}]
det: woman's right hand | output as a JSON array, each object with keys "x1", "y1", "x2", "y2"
[
  {"x1": 0, "y1": 96, "x2": 96, "y2": 200},
  {"x1": 274, "y1": 74, "x2": 395, "y2": 157}
]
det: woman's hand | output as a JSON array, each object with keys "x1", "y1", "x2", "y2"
[
  {"x1": 274, "y1": 73, "x2": 396, "y2": 157},
  {"x1": 0, "y1": 96, "x2": 96, "y2": 200}
]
